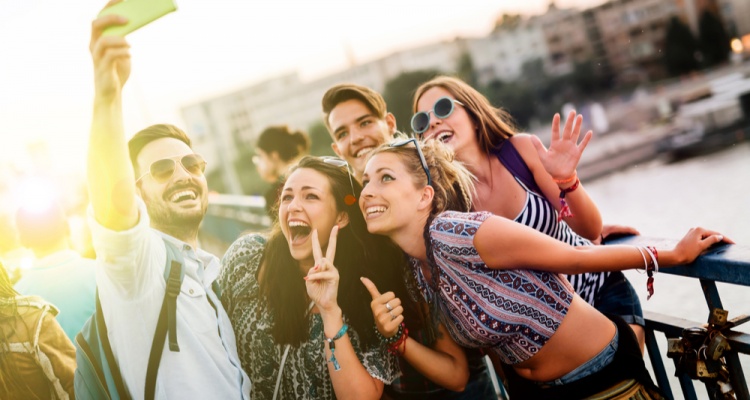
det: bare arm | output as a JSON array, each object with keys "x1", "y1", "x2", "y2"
[
  {"x1": 518, "y1": 111, "x2": 603, "y2": 240},
  {"x1": 474, "y1": 214, "x2": 727, "y2": 275},
  {"x1": 361, "y1": 278, "x2": 469, "y2": 392},
  {"x1": 87, "y1": 2, "x2": 138, "y2": 231}
]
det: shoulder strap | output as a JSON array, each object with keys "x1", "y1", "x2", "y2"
[
  {"x1": 494, "y1": 140, "x2": 543, "y2": 194},
  {"x1": 96, "y1": 290, "x2": 131, "y2": 399},
  {"x1": 144, "y1": 239, "x2": 184, "y2": 400}
]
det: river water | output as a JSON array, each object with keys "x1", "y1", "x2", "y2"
[{"x1": 584, "y1": 141, "x2": 750, "y2": 398}]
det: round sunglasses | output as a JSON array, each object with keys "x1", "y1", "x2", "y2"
[
  {"x1": 136, "y1": 153, "x2": 207, "y2": 183},
  {"x1": 410, "y1": 96, "x2": 464, "y2": 135}
]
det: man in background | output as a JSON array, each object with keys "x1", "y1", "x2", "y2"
[{"x1": 14, "y1": 202, "x2": 96, "y2": 341}]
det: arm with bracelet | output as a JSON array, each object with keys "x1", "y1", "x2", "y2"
[
  {"x1": 305, "y1": 228, "x2": 386, "y2": 400},
  {"x1": 361, "y1": 277, "x2": 469, "y2": 392}
]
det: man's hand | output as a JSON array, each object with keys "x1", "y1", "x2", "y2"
[{"x1": 90, "y1": 0, "x2": 131, "y2": 102}]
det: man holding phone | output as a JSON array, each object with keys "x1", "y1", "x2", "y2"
[{"x1": 86, "y1": 2, "x2": 250, "y2": 398}]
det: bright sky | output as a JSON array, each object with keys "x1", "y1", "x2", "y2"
[{"x1": 0, "y1": 0, "x2": 603, "y2": 174}]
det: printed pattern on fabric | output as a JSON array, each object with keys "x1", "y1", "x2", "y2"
[
  {"x1": 511, "y1": 178, "x2": 606, "y2": 305},
  {"x1": 412, "y1": 211, "x2": 575, "y2": 365},
  {"x1": 219, "y1": 234, "x2": 400, "y2": 400}
]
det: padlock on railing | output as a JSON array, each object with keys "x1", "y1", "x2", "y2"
[
  {"x1": 706, "y1": 332, "x2": 731, "y2": 361},
  {"x1": 708, "y1": 308, "x2": 729, "y2": 327}
]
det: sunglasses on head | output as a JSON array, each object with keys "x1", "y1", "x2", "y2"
[
  {"x1": 321, "y1": 156, "x2": 357, "y2": 206},
  {"x1": 389, "y1": 138, "x2": 432, "y2": 187},
  {"x1": 136, "y1": 154, "x2": 207, "y2": 184},
  {"x1": 410, "y1": 96, "x2": 464, "y2": 136}
]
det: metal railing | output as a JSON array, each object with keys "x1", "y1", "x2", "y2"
[{"x1": 200, "y1": 195, "x2": 750, "y2": 399}]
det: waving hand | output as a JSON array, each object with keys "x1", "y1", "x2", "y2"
[{"x1": 532, "y1": 111, "x2": 593, "y2": 180}]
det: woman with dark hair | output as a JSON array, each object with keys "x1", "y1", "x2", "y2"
[
  {"x1": 359, "y1": 139, "x2": 728, "y2": 399},
  {"x1": 412, "y1": 76, "x2": 647, "y2": 348},
  {"x1": 0, "y1": 261, "x2": 76, "y2": 399},
  {"x1": 219, "y1": 156, "x2": 459, "y2": 399},
  {"x1": 253, "y1": 125, "x2": 311, "y2": 216}
]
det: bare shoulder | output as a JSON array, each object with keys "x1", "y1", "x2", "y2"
[{"x1": 508, "y1": 134, "x2": 543, "y2": 168}]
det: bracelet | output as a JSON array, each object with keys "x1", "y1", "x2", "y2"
[
  {"x1": 375, "y1": 322, "x2": 404, "y2": 346},
  {"x1": 553, "y1": 173, "x2": 577, "y2": 184},
  {"x1": 642, "y1": 246, "x2": 659, "y2": 300},
  {"x1": 325, "y1": 323, "x2": 349, "y2": 371},
  {"x1": 645, "y1": 246, "x2": 659, "y2": 273},
  {"x1": 635, "y1": 246, "x2": 648, "y2": 274},
  {"x1": 387, "y1": 324, "x2": 409, "y2": 356},
  {"x1": 557, "y1": 178, "x2": 580, "y2": 222}
]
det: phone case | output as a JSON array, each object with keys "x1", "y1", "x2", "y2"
[{"x1": 98, "y1": 0, "x2": 177, "y2": 37}]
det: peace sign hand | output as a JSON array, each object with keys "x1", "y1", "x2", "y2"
[
  {"x1": 305, "y1": 226, "x2": 340, "y2": 314},
  {"x1": 532, "y1": 111, "x2": 593, "y2": 181},
  {"x1": 360, "y1": 277, "x2": 403, "y2": 338}
]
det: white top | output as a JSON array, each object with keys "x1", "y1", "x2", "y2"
[{"x1": 88, "y1": 198, "x2": 251, "y2": 400}]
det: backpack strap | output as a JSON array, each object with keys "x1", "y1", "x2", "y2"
[
  {"x1": 144, "y1": 239, "x2": 184, "y2": 400},
  {"x1": 95, "y1": 289, "x2": 131, "y2": 399},
  {"x1": 493, "y1": 139, "x2": 543, "y2": 195}
]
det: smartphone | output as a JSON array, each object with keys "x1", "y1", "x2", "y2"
[{"x1": 98, "y1": 0, "x2": 178, "y2": 37}]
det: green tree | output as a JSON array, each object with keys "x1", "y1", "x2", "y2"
[
  {"x1": 383, "y1": 69, "x2": 442, "y2": 133},
  {"x1": 308, "y1": 120, "x2": 335, "y2": 157},
  {"x1": 664, "y1": 17, "x2": 699, "y2": 77},
  {"x1": 456, "y1": 52, "x2": 477, "y2": 88},
  {"x1": 483, "y1": 79, "x2": 535, "y2": 129},
  {"x1": 698, "y1": 11, "x2": 730, "y2": 68}
]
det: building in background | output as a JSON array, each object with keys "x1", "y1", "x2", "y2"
[{"x1": 183, "y1": 0, "x2": 744, "y2": 194}]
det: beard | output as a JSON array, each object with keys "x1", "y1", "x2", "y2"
[{"x1": 141, "y1": 188, "x2": 208, "y2": 240}]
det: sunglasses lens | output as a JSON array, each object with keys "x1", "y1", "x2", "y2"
[
  {"x1": 182, "y1": 154, "x2": 207, "y2": 175},
  {"x1": 411, "y1": 112, "x2": 430, "y2": 134},
  {"x1": 150, "y1": 159, "x2": 177, "y2": 182},
  {"x1": 434, "y1": 97, "x2": 455, "y2": 118}
]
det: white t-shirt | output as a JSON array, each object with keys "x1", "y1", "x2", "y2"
[{"x1": 88, "y1": 198, "x2": 251, "y2": 399}]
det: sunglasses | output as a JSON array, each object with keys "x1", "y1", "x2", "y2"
[
  {"x1": 321, "y1": 156, "x2": 357, "y2": 206},
  {"x1": 410, "y1": 96, "x2": 464, "y2": 135},
  {"x1": 136, "y1": 154, "x2": 207, "y2": 184},
  {"x1": 389, "y1": 138, "x2": 432, "y2": 187}
]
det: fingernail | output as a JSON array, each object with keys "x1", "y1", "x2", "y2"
[
  {"x1": 718, "y1": 235, "x2": 724, "y2": 241},
  {"x1": 313, "y1": 265, "x2": 319, "y2": 271},
  {"x1": 118, "y1": 16, "x2": 128, "y2": 23},
  {"x1": 303, "y1": 276, "x2": 309, "y2": 280}
]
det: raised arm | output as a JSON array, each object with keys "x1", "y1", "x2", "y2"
[
  {"x1": 361, "y1": 277, "x2": 469, "y2": 392},
  {"x1": 305, "y1": 228, "x2": 385, "y2": 400},
  {"x1": 518, "y1": 111, "x2": 602, "y2": 240},
  {"x1": 474, "y1": 214, "x2": 728, "y2": 275},
  {"x1": 87, "y1": 1, "x2": 138, "y2": 231}
]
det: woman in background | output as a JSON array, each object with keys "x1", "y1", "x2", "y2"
[
  {"x1": 0, "y1": 261, "x2": 75, "y2": 399},
  {"x1": 253, "y1": 125, "x2": 311, "y2": 217}
]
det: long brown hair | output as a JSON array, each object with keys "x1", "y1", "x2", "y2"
[
  {"x1": 259, "y1": 157, "x2": 424, "y2": 348},
  {"x1": 0, "y1": 262, "x2": 38, "y2": 398},
  {"x1": 413, "y1": 76, "x2": 517, "y2": 153}
]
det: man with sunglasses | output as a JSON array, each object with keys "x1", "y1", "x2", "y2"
[
  {"x1": 85, "y1": 9, "x2": 250, "y2": 399},
  {"x1": 322, "y1": 84, "x2": 498, "y2": 400}
]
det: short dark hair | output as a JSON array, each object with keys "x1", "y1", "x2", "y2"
[
  {"x1": 256, "y1": 125, "x2": 310, "y2": 161},
  {"x1": 321, "y1": 84, "x2": 387, "y2": 132},
  {"x1": 15, "y1": 203, "x2": 68, "y2": 250},
  {"x1": 127, "y1": 124, "x2": 192, "y2": 173}
]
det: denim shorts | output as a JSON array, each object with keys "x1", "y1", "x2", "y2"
[
  {"x1": 594, "y1": 271, "x2": 645, "y2": 327},
  {"x1": 539, "y1": 325, "x2": 619, "y2": 386}
]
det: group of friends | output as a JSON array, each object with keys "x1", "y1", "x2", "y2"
[{"x1": 0, "y1": 3, "x2": 731, "y2": 399}]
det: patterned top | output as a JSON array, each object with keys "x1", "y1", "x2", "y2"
[
  {"x1": 219, "y1": 234, "x2": 400, "y2": 400},
  {"x1": 511, "y1": 178, "x2": 605, "y2": 305},
  {"x1": 411, "y1": 211, "x2": 575, "y2": 365}
]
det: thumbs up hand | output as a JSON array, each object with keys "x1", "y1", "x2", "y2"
[{"x1": 360, "y1": 277, "x2": 403, "y2": 338}]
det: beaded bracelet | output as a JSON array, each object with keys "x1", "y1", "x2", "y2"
[
  {"x1": 557, "y1": 178, "x2": 580, "y2": 222},
  {"x1": 325, "y1": 323, "x2": 349, "y2": 371},
  {"x1": 374, "y1": 323, "x2": 404, "y2": 346},
  {"x1": 387, "y1": 325, "x2": 409, "y2": 356}
]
